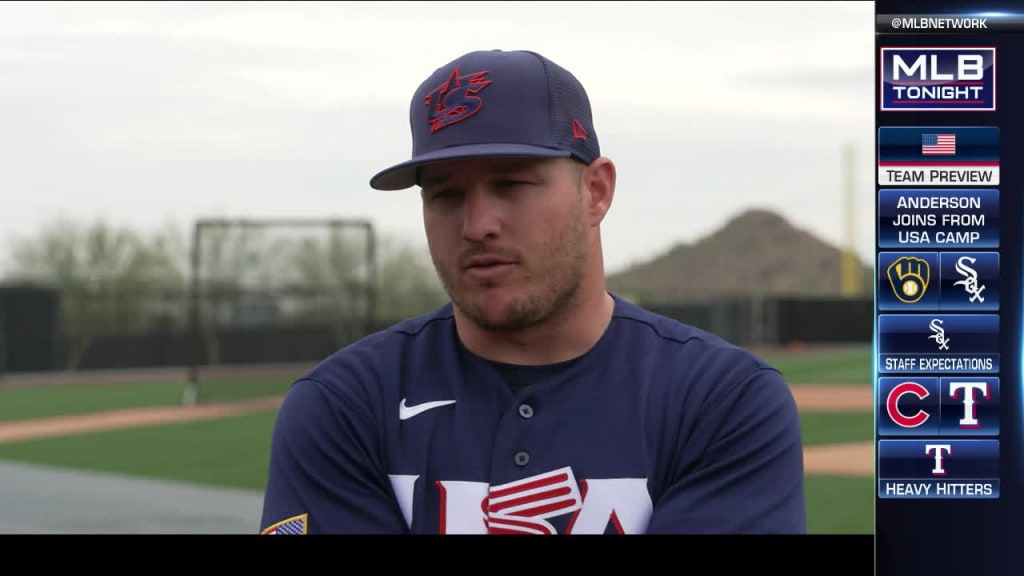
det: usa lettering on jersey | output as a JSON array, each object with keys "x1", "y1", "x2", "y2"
[{"x1": 389, "y1": 466, "x2": 653, "y2": 534}]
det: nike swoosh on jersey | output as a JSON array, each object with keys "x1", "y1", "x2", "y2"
[{"x1": 399, "y1": 398, "x2": 456, "y2": 420}]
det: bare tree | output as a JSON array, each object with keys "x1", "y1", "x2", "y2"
[
  {"x1": 279, "y1": 228, "x2": 372, "y2": 347},
  {"x1": 7, "y1": 219, "x2": 184, "y2": 369},
  {"x1": 373, "y1": 234, "x2": 447, "y2": 320},
  {"x1": 3, "y1": 218, "x2": 448, "y2": 372},
  {"x1": 192, "y1": 222, "x2": 277, "y2": 365},
  {"x1": 274, "y1": 230, "x2": 444, "y2": 341}
]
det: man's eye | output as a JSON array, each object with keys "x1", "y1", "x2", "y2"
[
  {"x1": 497, "y1": 180, "x2": 530, "y2": 188},
  {"x1": 430, "y1": 189, "x2": 458, "y2": 200}
]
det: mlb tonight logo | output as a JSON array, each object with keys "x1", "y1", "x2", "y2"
[{"x1": 880, "y1": 47, "x2": 996, "y2": 111}]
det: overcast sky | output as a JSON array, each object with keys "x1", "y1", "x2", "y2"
[{"x1": 0, "y1": 1, "x2": 874, "y2": 275}]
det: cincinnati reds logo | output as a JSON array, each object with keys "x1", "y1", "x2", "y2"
[{"x1": 423, "y1": 67, "x2": 492, "y2": 133}]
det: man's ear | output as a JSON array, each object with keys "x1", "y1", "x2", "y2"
[{"x1": 582, "y1": 157, "x2": 616, "y2": 226}]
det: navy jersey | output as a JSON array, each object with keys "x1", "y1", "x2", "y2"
[{"x1": 260, "y1": 295, "x2": 806, "y2": 534}]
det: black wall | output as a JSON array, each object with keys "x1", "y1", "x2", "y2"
[
  {"x1": 0, "y1": 286, "x2": 62, "y2": 373},
  {"x1": 648, "y1": 296, "x2": 873, "y2": 347},
  {"x1": 1, "y1": 295, "x2": 873, "y2": 374}
]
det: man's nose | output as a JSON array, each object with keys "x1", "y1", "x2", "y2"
[{"x1": 461, "y1": 189, "x2": 502, "y2": 241}]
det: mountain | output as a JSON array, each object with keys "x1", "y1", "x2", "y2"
[{"x1": 605, "y1": 208, "x2": 872, "y2": 303}]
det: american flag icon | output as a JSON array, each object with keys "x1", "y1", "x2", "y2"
[
  {"x1": 261, "y1": 513, "x2": 307, "y2": 535},
  {"x1": 921, "y1": 133, "x2": 956, "y2": 155}
]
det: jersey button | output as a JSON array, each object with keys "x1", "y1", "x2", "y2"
[
  {"x1": 514, "y1": 451, "x2": 530, "y2": 467},
  {"x1": 518, "y1": 404, "x2": 534, "y2": 419}
]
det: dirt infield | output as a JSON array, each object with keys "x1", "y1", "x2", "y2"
[
  {"x1": 790, "y1": 384, "x2": 873, "y2": 476},
  {"x1": 0, "y1": 384, "x2": 874, "y2": 476},
  {"x1": 0, "y1": 397, "x2": 283, "y2": 444},
  {"x1": 790, "y1": 384, "x2": 872, "y2": 411},
  {"x1": 804, "y1": 441, "x2": 873, "y2": 476}
]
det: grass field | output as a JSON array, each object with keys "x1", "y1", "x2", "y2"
[
  {"x1": 805, "y1": 475, "x2": 874, "y2": 534},
  {"x1": 0, "y1": 377, "x2": 293, "y2": 422},
  {"x1": 758, "y1": 345, "x2": 872, "y2": 385},
  {"x1": 0, "y1": 411, "x2": 278, "y2": 489},
  {"x1": 801, "y1": 411, "x2": 873, "y2": 446},
  {"x1": 766, "y1": 345, "x2": 874, "y2": 534},
  {"x1": 0, "y1": 344, "x2": 875, "y2": 534}
]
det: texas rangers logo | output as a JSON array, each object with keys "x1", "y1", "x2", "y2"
[{"x1": 423, "y1": 67, "x2": 492, "y2": 133}]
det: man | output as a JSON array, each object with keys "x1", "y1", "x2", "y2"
[{"x1": 259, "y1": 49, "x2": 806, "y2": 535}]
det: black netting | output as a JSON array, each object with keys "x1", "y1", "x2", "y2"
[{"x1": 534, "y1": 53, "x2": 602, "y2": 164}]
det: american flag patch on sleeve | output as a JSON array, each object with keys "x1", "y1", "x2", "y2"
[{"x1": 261, "y1": 513, "x2": 308, "y2": 535}]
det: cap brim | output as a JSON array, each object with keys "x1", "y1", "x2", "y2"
[{"x1": 369, "y1": 143, "x2": 573, "y2": 191}]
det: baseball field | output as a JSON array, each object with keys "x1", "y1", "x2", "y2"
[{"x1": 0, "y1": 344, "x2": 874, "y2": 534}]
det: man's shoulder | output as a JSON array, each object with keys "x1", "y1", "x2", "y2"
[
  {"x1": 610, "y1": 296, "x2": 794, "y2": 428},
  {"x1": 610, "y1": 294, "x2": 776, "y2": 372},
  {"x1": 277, "y1": 305, "x2": 457, "y2": 423},
  {"x1": 366, "y1": 302, "x2": 456, "y2": 342},
  {"x1": 306, "y1": 303, "x2": 455, "y2": 376}
]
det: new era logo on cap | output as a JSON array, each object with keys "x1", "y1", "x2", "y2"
[
  {"x1": 370, "y1": 49, "x2": 600, "y2": 191},
  {"x1": 571, "y1": 119, "x2": 587, "y2": 140}
]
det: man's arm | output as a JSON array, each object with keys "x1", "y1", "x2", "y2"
[
  {"x1": 647, "y1": 367, "x2": 806, "y2": 534},
  {"x1": 260, "y1": 377, "x2": 409, "y2": 534}
]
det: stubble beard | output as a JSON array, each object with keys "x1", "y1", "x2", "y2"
[{"x1": 437, "y1": 196, "x2": 589, "y2": 333}]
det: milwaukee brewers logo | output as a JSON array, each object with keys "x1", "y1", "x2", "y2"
[{"x1": 887, "y1": 256, "x2": 930, "y2": 303}]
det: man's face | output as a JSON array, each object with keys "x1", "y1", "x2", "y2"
[{"x1": 419, "y1": 156, "x2": 590, "y2": 332}]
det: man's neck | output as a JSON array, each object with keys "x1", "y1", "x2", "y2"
[{"x1": 454, "y1": 288, "x2": 616, "y2": 366}]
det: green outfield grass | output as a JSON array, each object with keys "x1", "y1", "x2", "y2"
[
  {"x1": 191, "y1": 376, "x2": 295, "y2": 404},
  {"x1": 0, "y1": 410, "x2": 278, "y2": 489},
  {"x1": 0, "y1": 382, "x2": 184, "y2": 422},
  {"x1": 0, "y1": 407, "x2": 874, "y2": 533},
  {"x1": 758, "y1": 345, "x2": 872, "y2": 385},
  {"x1": 0, "y1": 412, "x2": 876, "y2": 480},
  {"x1": 0, "y1": 409, "x2": 876, "y2": 485},
  {"x1": 0, "y1": 377, "x2": 294, "y2": 422},
  {"x1": 805, "y1": 475, "x2": 873, "y2": 534},
  {"x1": 0, "y1": 346, "x2": 875, "y2": 534},
  {"x1": 801, "y1": 411, "x2": 874, "y2": 446}
]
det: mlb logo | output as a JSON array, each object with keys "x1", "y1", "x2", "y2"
[{"x1": 880, "y1": 47, "x2": 996, "y2": 111}]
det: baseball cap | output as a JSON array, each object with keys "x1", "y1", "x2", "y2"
[{"x1": 369, "y1": 49, "x2": 601, "y2": 191}]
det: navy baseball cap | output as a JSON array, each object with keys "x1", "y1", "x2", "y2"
[{"x1": 369, "y1": 49, "x2": 601, "y2": 191}]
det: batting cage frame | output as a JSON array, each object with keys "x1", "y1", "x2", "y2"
[{"x1": 183, "y1": 217, "x2": 377, "y2": 406}]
